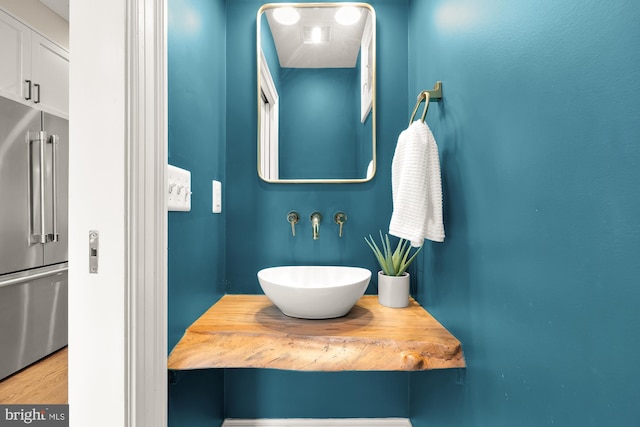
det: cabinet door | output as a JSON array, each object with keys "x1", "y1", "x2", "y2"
[
  {"x1": 0, "y1": 9, "x2": 31, "y2": 102},
  {"x1": 31, "y1": 33, "x2": 69, "y2": 119}
]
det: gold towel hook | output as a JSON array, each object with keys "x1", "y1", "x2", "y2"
[{"x1": 409, "y1": 81, "x2": 443, "y2": 125}]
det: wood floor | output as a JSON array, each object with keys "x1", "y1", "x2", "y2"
[{"x1": 0, "y1": 347, "x2": 68, "y2": 404}]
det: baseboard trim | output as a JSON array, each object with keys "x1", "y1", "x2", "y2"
[{"x1": 222, "y1": 419, "x2": 412, "y2": 427}]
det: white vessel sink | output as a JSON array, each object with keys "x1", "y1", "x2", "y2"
[{"x1": 257, "y1": 266, "x2": 372, "y2": 319}]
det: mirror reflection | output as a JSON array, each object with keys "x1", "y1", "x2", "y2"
[{"x1": 257, "y1": 3, "x2": 376, "y2": 183}]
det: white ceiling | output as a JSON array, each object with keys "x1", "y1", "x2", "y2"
[
  {"x1": 40, "y1": 0, "x2": 69, "y2": 22},
  {"x1": 264, "y1": 7, "x2": 369, "y2": 69}
]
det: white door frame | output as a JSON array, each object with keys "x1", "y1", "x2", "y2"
[
  {"x1": 124, "y1": 0, "x2": 167, "y2": 426},
  {"x1": 258, "y1": 48, "x2": 279, "y2": 180},
  {"x1": 69, "y1": 0, "x2": 167, "y2": 426}
]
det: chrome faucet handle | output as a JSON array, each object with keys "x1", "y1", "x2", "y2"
[
  {"x1": 287, "y1": 211, "x2": 299, "y2": 236},
  {"x1": 334, "y1": 212, "x2": 347, "y2": 237},
  {"x1": 310, "y1": 212, "x2": 322, "y2": 240}
]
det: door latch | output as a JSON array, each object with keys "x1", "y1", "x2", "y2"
[{"x1": 89, "y1": 230, "x2": 99, "y2": 273}]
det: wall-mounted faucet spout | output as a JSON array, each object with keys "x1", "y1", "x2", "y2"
[{"x1": 310, "y1": 212, "x2": 322, "y2": 240}]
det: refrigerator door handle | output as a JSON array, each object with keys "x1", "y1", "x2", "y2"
[
  {"x1": 28, "y1": 131, "x2": 47, "y2": 245},
  {"x1": 0, "y1": 264, "x2": 68, "y2": 289},
  {"x1": 48, "y1": 135, "x2": 59, "y2": 243}
]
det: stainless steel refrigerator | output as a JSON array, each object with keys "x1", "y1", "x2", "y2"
[{"x1": 0, "y1": 96, "x2": 68, "y2": 380}]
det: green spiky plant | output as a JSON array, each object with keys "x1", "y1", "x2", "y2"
[{"x1": 364, "y1": 231, "x2": 422, "y2": 276}]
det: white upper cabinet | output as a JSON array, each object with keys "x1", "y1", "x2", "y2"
[
  {"x1": 0, "y1": 10, "x2": 31, "y2": 102},
  {"x1": 30, "y1": 32, "x2": 69, "y2": 118},
  {"x1": 0, "y1": 9, "x2": 69, "y2": 118}
]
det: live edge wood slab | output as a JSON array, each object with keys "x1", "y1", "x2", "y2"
[{"x1": 168, "y1": 295, "x2": 465, "y2": 372}]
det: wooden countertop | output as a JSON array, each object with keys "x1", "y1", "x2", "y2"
[{"x1": 168, "y1": 295, "x2": 465, "y2": 372}]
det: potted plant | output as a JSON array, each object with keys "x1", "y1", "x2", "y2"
[{"x1": 365, "y1": 231, "x2": 422, "y2": 308}]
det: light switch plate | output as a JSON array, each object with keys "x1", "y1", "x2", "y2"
[
  {"x1": 168, "y1": 165, "x2": 191, "y2": 211},
  {"x1": 212, "y1": 180, "x2": 222, "y2": 213}
]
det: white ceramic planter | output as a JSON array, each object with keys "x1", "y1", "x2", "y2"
[{"x1": 377, "y1": 271, "x2": 410, "y2": 308}]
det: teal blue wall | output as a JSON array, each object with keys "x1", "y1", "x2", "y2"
[
  {"x1": 225, "y1": 370, "x2": 408, "y2": 419},
  {"x1": 224, "y1": 0, "x2": 410, "y2": 419},
  {"x1": 407, "y1": 0, "x2": 640, "y2": 426},
  {"x1": 167, "y1": 0, "x2": 226, "y2": 425},
  {"x1": 226, "y1": 0, "x2": 407, "y2": 292},
  {"x1": 169, "y1": 0, "x2": 640, "y2": 425},
  {"x1": 280, "y1": 67, "x2": 359, "y2": 179}
]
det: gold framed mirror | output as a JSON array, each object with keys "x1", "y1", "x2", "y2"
[{"x1": 257, "y1": 3, "x2": 376, "y2": 183}]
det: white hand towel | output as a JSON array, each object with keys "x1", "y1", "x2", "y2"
[{"x1": 389, "y1": 120, "x2": 445, "y2": 247}]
